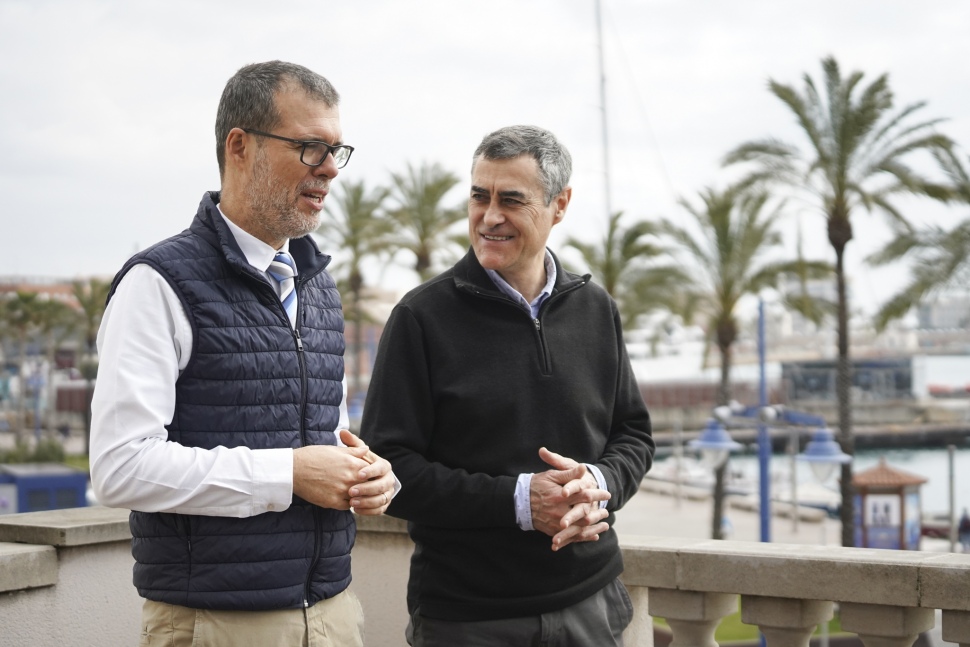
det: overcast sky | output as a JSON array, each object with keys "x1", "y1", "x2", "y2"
[{"x1": 2, "y1": 0, "x2": 968, "y2": 317}]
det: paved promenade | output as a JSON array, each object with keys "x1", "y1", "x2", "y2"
[
  {"x1": 615, "y1": 477, "x2": 844, "y2": 546},
  {"x1": 618, "y1": 476, "x2": 963, "y2": 553}
]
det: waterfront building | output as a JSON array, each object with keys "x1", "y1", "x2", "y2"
[{"x1": 919, "y1": 292, "x2": 970, "y2": 330}]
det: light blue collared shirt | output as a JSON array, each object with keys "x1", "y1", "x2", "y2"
[
  {"x1": 484, "y1": 250, "x2": 609, "y2": 531},
  {"x1": 484, "y1": 250, "x2": 557, "y2": 319}
]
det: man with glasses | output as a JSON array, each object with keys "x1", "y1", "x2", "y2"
[
  {"x1": 361, "y1": 125, "x2": 654, "y2": 646},
  {"x1": 90, "y1": 60, "x2": 395, "y2": 646}
]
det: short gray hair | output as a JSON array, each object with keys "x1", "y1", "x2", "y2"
[
  {"x1": 215, "y1": 60, "x2": 339, "y2": 178},
  {"x1": 472, "y1": 125, "x2": 572, "y2": 205}
]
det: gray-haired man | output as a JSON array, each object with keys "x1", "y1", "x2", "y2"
[{"x1": 361, "y1": 125, "x2": 654, "y2": 646}]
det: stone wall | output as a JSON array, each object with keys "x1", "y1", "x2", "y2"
[{"x1": 4, "y1": 507, "x2": 970, "y2": 647}]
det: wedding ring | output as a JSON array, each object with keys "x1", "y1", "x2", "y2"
[{"x1": 382, "y1": 492, "x2": 388, "y2": 506}]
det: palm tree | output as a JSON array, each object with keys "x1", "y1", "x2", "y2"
[
  {"x1": 722, "y1": 56, "x2": 953, "y2": 546},
  {"x1": 72, "y1": 278, "x2": 111, "y2": 364},
  {"x1": 316, "y1": 180, "x2": 394, "y2": 398},
  {"x1": 868, "y1": 151, "x2": 970, "y2": 329},
  {"x1": 661, "y1": 186, "x2": 831, "y2": 539},
  {"x1": 34, "y1": 298, "x2": 77, "y2": 439},
  {"x1": 780, "y1": 221, "x2": 838, "y2": 328},
  {"x1": 72, "y1": 278, "x2": 111, "y2": 453},
  {"x1": 36, "y1": 299, "x2": 77, "y2": 364},
  {"x1": 563, "y1": 211, "x2": 690, "y2": 331},
  {"x1": 1, "y1": 291, "x2": 44, "y2": 442},
  {"x1": 387, "y1": 162, "x2": 466, "y2": 282}
]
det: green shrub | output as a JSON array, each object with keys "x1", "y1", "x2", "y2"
[{"x1": 0, "y1": 438, "x2": 67, "y2": 464}]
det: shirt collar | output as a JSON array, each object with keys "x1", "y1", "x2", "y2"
[
  {"x1": 216, "y1": 204, "x2": 292, "y2": 274},
  {"x1": 485, "y1": 249, "x2": 557, "y2": 315}
]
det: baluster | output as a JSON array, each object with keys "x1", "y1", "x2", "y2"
[
  {"x1": 648, "y1": 588, "x2": 736, "y2": 647},
  {"x1": 621, "y1": 584, "x2": 653, "y2": 646},
  {"x1": 839, "y1": 602, "x2": 934, "y2": 647},
  {"x1": 942, "y1": 609, "x2": 970, "y2": 647},
  {"x1": 740, "y1": 595, "x2": 832, "y2": 647}
]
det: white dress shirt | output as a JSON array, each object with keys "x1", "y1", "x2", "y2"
[{"x1": 89, "y1": 211, "x2": 350, "y2": 517}]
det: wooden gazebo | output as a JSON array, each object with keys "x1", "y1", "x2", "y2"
[{"x1": 852, "y1": 457, "x2": 927, "y2": 550}]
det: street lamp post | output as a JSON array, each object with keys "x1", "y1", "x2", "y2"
[
  {"x1": 757, "y1": 299, "x2": 770, "y2": 542},
  {"x1": 688, "y1": 417, "x2": 743, "y2": 472},
  {"x1": 714, "y1": 404, "x2": 837, "y2": 537},
  {"x1": 798, "y1": 426, "x2": 852, "y2": 483},
  {"x1": 797, "y1": 426, "x2": 852, "y2": 647},
  {"x1": 689, "y1": 417, "x2": 743, "y2": 539},
  {"x1": 692, "y1": 408, "x2": 849, "y2": 647}
]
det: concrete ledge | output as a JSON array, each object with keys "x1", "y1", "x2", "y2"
[
  {"x1": 0, "y1": 506, "x2": 131, "y2": 546},
  {"x1": 3, "y1": 505, "x2": 969, "y2": 646},
  {"x1": 354, "y1": 513, "x2": 408, "y2": 534},
  {"x1": 620, "y1": 535, "x2": 970, "y2": 609},
  {"x1": 0, "y1": 543, "x2": 56, "y2": 592},
  {"x1": 918, "y1": 553, "x2": 970, "y2": 611}
]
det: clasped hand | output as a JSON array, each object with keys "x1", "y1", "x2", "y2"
[
  {"x1": 530, "y1": 447, "x2": 611, "y2": 551},
  {"x1": 292, "y1": 429, "x2": 394, "y2": 515}
]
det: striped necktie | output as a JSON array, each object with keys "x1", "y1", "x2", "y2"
[{"x1": 269, "y1": 251, "x2": 298, "y2": 326}]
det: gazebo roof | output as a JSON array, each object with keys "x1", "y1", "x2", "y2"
[{"x1": 852, "y1": 457, "x2": 927, "y2": 488}]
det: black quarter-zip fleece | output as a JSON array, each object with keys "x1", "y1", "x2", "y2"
[{"x1": 361, "y1": 248, "x2": 654, "y2": 621}]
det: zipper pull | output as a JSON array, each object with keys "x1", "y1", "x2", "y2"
[
  {"x1": 534, "y1": 318, "x2": 541, "y2": 332},
  {"x1": 295, "y1": 328, "x2": 304, "y2": 352}
]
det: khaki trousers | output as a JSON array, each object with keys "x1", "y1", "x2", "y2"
[{"x1": 138, "y1": 589, "x2": 364, "y2": 647}]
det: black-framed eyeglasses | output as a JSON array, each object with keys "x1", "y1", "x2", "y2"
[{"x1": 242, "y1": 128, "x2": 354, "y2": 169}]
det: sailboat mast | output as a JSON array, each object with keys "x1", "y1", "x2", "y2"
[{"x1": 595, "y1": 0, "x2": 612, "y2": 220}]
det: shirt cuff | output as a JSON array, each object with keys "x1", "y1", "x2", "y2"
[
  {"x1": 585, "y1": 464, "x2": 609, "y2": 509},
  {"x1": 514, "y1": 473, "x2": 534, "y2": 531},
  {"x1": 253, "y1": 448, "x2": 294, "y2": 514}
]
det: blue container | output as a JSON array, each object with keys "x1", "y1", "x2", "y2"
[{"x1": 0, "y1": 463, "x2": 89, "y2": 514}]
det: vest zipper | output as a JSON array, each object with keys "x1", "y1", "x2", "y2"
[
  {"x1": 294, "y1": 322, "x2": 308, "y2": 447},
  {"x1": 293, "y1": 298, "x2": 323, "y2": 608},
  {"x1": 304, "y1": 505, "x2": 324, "y2": 607},
  {"x1": 174, "y1": 514, "x2": 192, "y2": 581}
]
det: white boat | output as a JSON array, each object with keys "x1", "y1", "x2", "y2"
[
  {"x1": 647, "y1": 456, "x2": 756, "y2": 495},
  {"x1": 771, "y1": 481, "x2": 842, "y2": 516}
]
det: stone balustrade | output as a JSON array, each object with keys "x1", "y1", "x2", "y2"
[
  {"x1": 2, "y1": 507, "x2": 969, "y2": 646},
  {"x1": 620, "y1": 535, "x2": 970, "y2": 647}
]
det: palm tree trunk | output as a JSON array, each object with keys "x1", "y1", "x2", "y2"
[
  {"x1": 82, "y1": 334, "x2": 97, "y2": 457},
  {"x1": 711, "y1": 342, "x2": 733, "y2": 540},
  {"x1": 835, "y1": 247, "x2": 855, "y2": 547},
  {"x1": 83, "y1": 380, "x2": 93, "y2": 456},
  {"x1": 415, "y1": 251, "x2": 431, "y2": 283}
]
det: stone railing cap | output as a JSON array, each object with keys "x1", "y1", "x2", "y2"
[
  {"x1": 0, "y1": 542, "x2": 57, "y2": 593},
  {"x1": 0, "y1": 506, "x2": 131, "y2": 547},
  {"x1": 619, "y1": 534, "x2": 970, "y2": 610}
]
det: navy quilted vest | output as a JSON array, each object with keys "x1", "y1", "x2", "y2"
[{"x1": 109, "y1": 192, "x2": 354, "y2": 610}]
